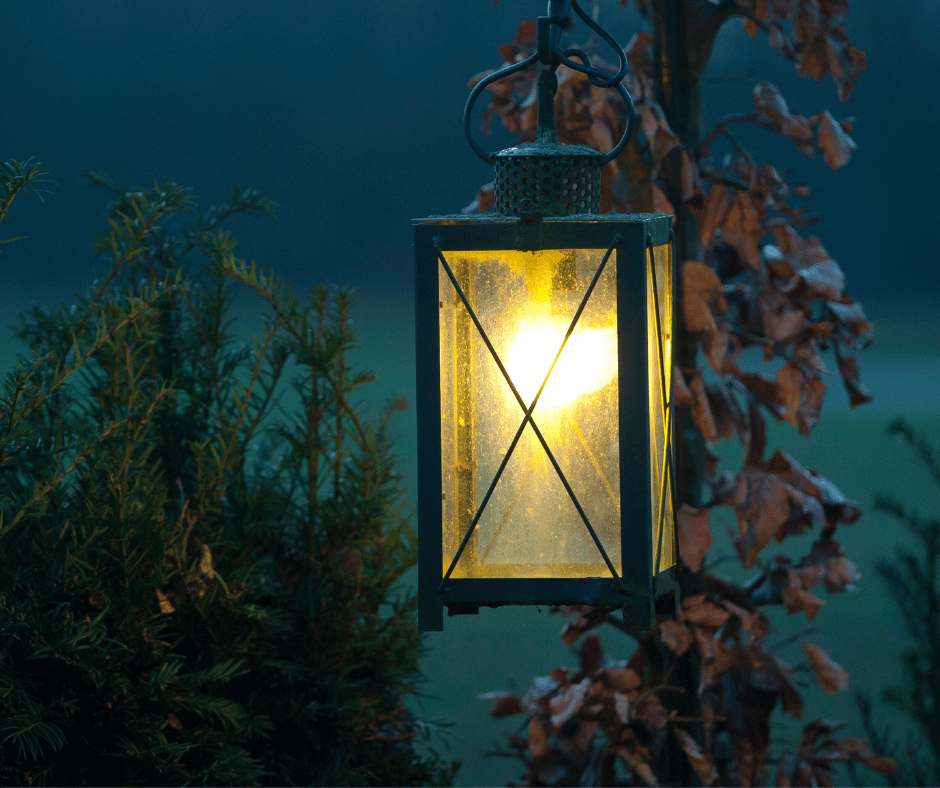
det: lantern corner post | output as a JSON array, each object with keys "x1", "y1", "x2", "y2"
[
  {"x1": 614, "y1": 222, "x2": 655, "y2": 628},
  {"x1": 415, "y1": 222, "x2": 445, "y2": 632}
]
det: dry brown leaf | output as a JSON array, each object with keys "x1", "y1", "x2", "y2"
[
  {"x1": 722, "y1": 191, "x2": 764, "y2": 269},
  {"x1": 167, "y1": 713, "x2": 183, "y2": 731},
  {"x1": 824, "y1": 554, "x2": 861, "y2": 592},
  {"x1": 677, "y1": 504, "x2": 712, "y2": 573},
  {"x1": 689, "y1": 371, "x2": 718, "y2": 443},
  {"x1": 733, "y1": 469, "x2": 805, "y2": 569},
  {"x1": 784, "y1": 258, "x2": 846, "y2": 301},
  {"x1": 605, "y1": 666, "x2": 642, "y2": 692},
  {"x1": 521, "y1": 675, "x2": 560, "y2": 715},
  {"x1": 684, "y1": 599, "x2": 731, "y2": 628},
  {"x1": 660, "y1": 618, "x2": 695, "y2": 656},
  {"x1": 614, "y1": 692, "x2": 630, "y2": 724},
  {"x1": 777, "y1": 361, "x2": 804, "y2": 427},
  {"x1": 802, "y1": 642, "x2": 849, "y2": 696},
  {"x1": 760, "y1": 287, "x2": 807, "y2": 342},
  {"x1": 798, "y1": 375, "x2": 827, "y2": 436},
  {"x1": 738, "y1": 372, "x2": 786, "y2": 422},
  {"x1": 782, "y1": 586, "x2": 826, "y2": 621},
  {"x1": 675, "y1": 727, "x2": 719, "y2": 786},
  {"x1": 680, "y1": 149, "x2": 703, "y2": 202},
  {"x1": 549, "y1": 677, "x2": 591, "y2": 727},
  {"x1": 753, "y1": 81, "x2": 813, "y2": 143},
  {"x1": 817, "y1": 110, "x2": 857, "y2": 169},
  {"x1": 479, "y1": 691, "x2": 523, "y2": 718},
  {"x1": 827, "y1": 300, "x2": 872, "y2": 346},
  {"x1": 835, "y1": 738, "x2": 897, "y2": 776},
  {"x1": 579, "y1": 634, "x2": 603, "y2": 677},
  {"x1": 652, "y1": 184, "x2": 674, "y2": 216},
  {"x1": 835, "y1": 346, "x2": 873, "y2": 407},
  {"x1": 693, "y1": 628, "x2": 735, "y2": 686},
  {"x1": 699, "y1": 184, "x2": 736, "y2": 246},
  {"x1": 770, "y1": 655, "x2": 805, "y2": 719},
  {"x1": 638, "y1": 104, "x2": 680, "y2": 167},
  {"x1": 528, "y1": 716, "x2": 549, "y2": 758},
  {"x1": 617, "y1": 745, "x2": 659, "y2": 786},
  {"x1": 673, "y1": 364, "x2": 694, "y2": 406},
  {"x1": 683, "y1": 261, "x2": 727, "y2": 332},
  {"x1": 764, "y1": 451, "x2": 849, "y2": 519},
  {"x1": 703, "y1": 324, "x2": 729, "y2": 374}
]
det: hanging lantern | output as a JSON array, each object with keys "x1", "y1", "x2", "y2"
[{"x1": 415, "y1": 0, "x2": 677, "y2": 631}]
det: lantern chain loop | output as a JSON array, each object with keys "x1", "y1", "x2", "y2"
[{"x1": 463, "y1": 0, "x2": 635, "y2": 166}]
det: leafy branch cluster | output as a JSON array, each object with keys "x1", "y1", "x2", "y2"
[
  {"x1": 468, "y1": 2, "x2": 894, "y2": 785},
  {"x1": 0, "y1": 166, "x2": 458, "y2": 786}
]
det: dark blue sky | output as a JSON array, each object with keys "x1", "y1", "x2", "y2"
[{"x1": 3, "y1": 1, "x2": 938, "y2": 315}]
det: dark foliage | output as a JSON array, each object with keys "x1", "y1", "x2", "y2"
[
  {"x1": 851, "y1": 420, "x2": 940, "y2": 787},
  {"x1": 0, "y1": 163, "x2": 459, "y2": 786}
]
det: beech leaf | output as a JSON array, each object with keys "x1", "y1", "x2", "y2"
[
  {"x1": 753, "y1": 81, "x2": 813, "y2": 143},
  {"x1": 782, "y1": 586, "x2": 825, "y2": 621},
  {"x1": 733, "y1": 469, "x2": 812, "y2": 569},
  {"x1": 675, "y1": 727, "x2": 719, "y2": 786},
  {"x1": 689, "y1": 371, "x2": 718, "y2": 443},
  {"x1": 614, "y1": 692, "x2": 630, "y2": 725},
  {"x1": 802, "y1": 642, "x2": 849, "y2": 695},
  {"x1": 479, "y1": 691, "x2": 523, "y2": 718},
  {"x1": 579, "y1": 634, "x2": 603, "y2": 677},
  {"x1": 606, "y1": 666, "x2": 642, "y2": 692},
  {"x1": 682, "y1": 260, "x2": 728, "y2": 331},
  {"x1": 835, "y1": 346, "x2": 873, "y2": 407},
  {"x1": 673, "y1": 365, "x2": 694, "y2": 406},
  {"x1": 784, "y1": 258, "x2": 846, "y2": 301},
  {"x1": 677, "y1": 504, "x2": 712, "y2": 573},
  {"x1": 835, "y1": 738, "x2": 898, "y2": 777},
  {"x1": 660, "y1": 618, "x2": 695, "y2": 656},
  {"x1": 817, "y1": 110, "x2": 856, "y2": 168},
  {"x1": 528, "y1": 716, "x2": 549, "y2": 758},
  {"x1": 549, "y1": 677, "x2": 591, "y2": 727},
  {"x1": 683, "y1": 599, "x2": 731, "y2": 628},
  {"x1": 720, "y1": 192, "x2": 763, "y2": 269}
]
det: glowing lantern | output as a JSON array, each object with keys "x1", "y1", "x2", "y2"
[{"x1": 415, "y1": 0, "x2": 677, "y2": 631}]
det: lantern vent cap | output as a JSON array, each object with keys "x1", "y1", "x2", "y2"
[{"x1": 493, "y1": 141, "x2": 604, "y2": 218}]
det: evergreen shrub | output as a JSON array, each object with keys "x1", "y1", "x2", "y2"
[{"x1": 0, "y1": 162, "x2": 458, "y2": 786}]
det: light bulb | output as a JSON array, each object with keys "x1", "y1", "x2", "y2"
[{"x1": 507, "y1": 320, "x2": 617, "y2": 408}]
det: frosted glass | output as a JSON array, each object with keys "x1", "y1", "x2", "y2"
[
  {"x1": 648, "y1": 243, "x2": 676, "y2": 574},
  {"x1": 439, "y1": 249, "x2": 620, "y2": 579}
]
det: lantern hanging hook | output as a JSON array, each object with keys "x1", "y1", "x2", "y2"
[{"x1": 464, "y1": 0, "x2": 636, "y2": 166}]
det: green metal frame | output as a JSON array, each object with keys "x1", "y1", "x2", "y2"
[{"x1": 415, "y1": 214, "x2": 674, "y2": 631}]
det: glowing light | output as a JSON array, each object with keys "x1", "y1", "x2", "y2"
[{"x1": 507, "y1": 321, "x2": 617, "y2": 408}]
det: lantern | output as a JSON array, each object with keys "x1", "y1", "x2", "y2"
[{"x1": 415, "y1": 0, "x2": 677, "y2": 631}]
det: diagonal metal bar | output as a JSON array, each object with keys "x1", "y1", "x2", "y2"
[{"x1": 434, "y1": 236, "x2": 626, "y2": 591}]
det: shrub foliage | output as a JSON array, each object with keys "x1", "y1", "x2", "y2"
[{"x1": 0, "y1": 163, "x2": 458, "y2": 786}]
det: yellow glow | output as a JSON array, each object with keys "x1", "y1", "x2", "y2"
[{"x1": 507, "y1": 321, "x2": 617, "y2": 408}]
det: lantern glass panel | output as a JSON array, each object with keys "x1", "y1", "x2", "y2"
[
  {"x1": 648, "y1": 242, "x2": 676, "y2": 573},
  {"x1": 438, "y1": 248, "x2": 621, "y2": 579}
]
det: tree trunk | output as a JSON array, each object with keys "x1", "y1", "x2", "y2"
[{"x1": 651, "y1": 2, "x2": 728, "y2": 783}]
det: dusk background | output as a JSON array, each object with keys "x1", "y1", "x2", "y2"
[{"x1": 3, "y1": 2, "x2": 939, "y2": 784}]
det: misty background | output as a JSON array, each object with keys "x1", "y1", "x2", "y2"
[{"x1": 3, "y1": 1, "x2": 939, "y2": 784}]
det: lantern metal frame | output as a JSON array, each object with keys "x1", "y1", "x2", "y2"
[{"x1": 415, "y1": 216, "x2": 677, "y2": 632}]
